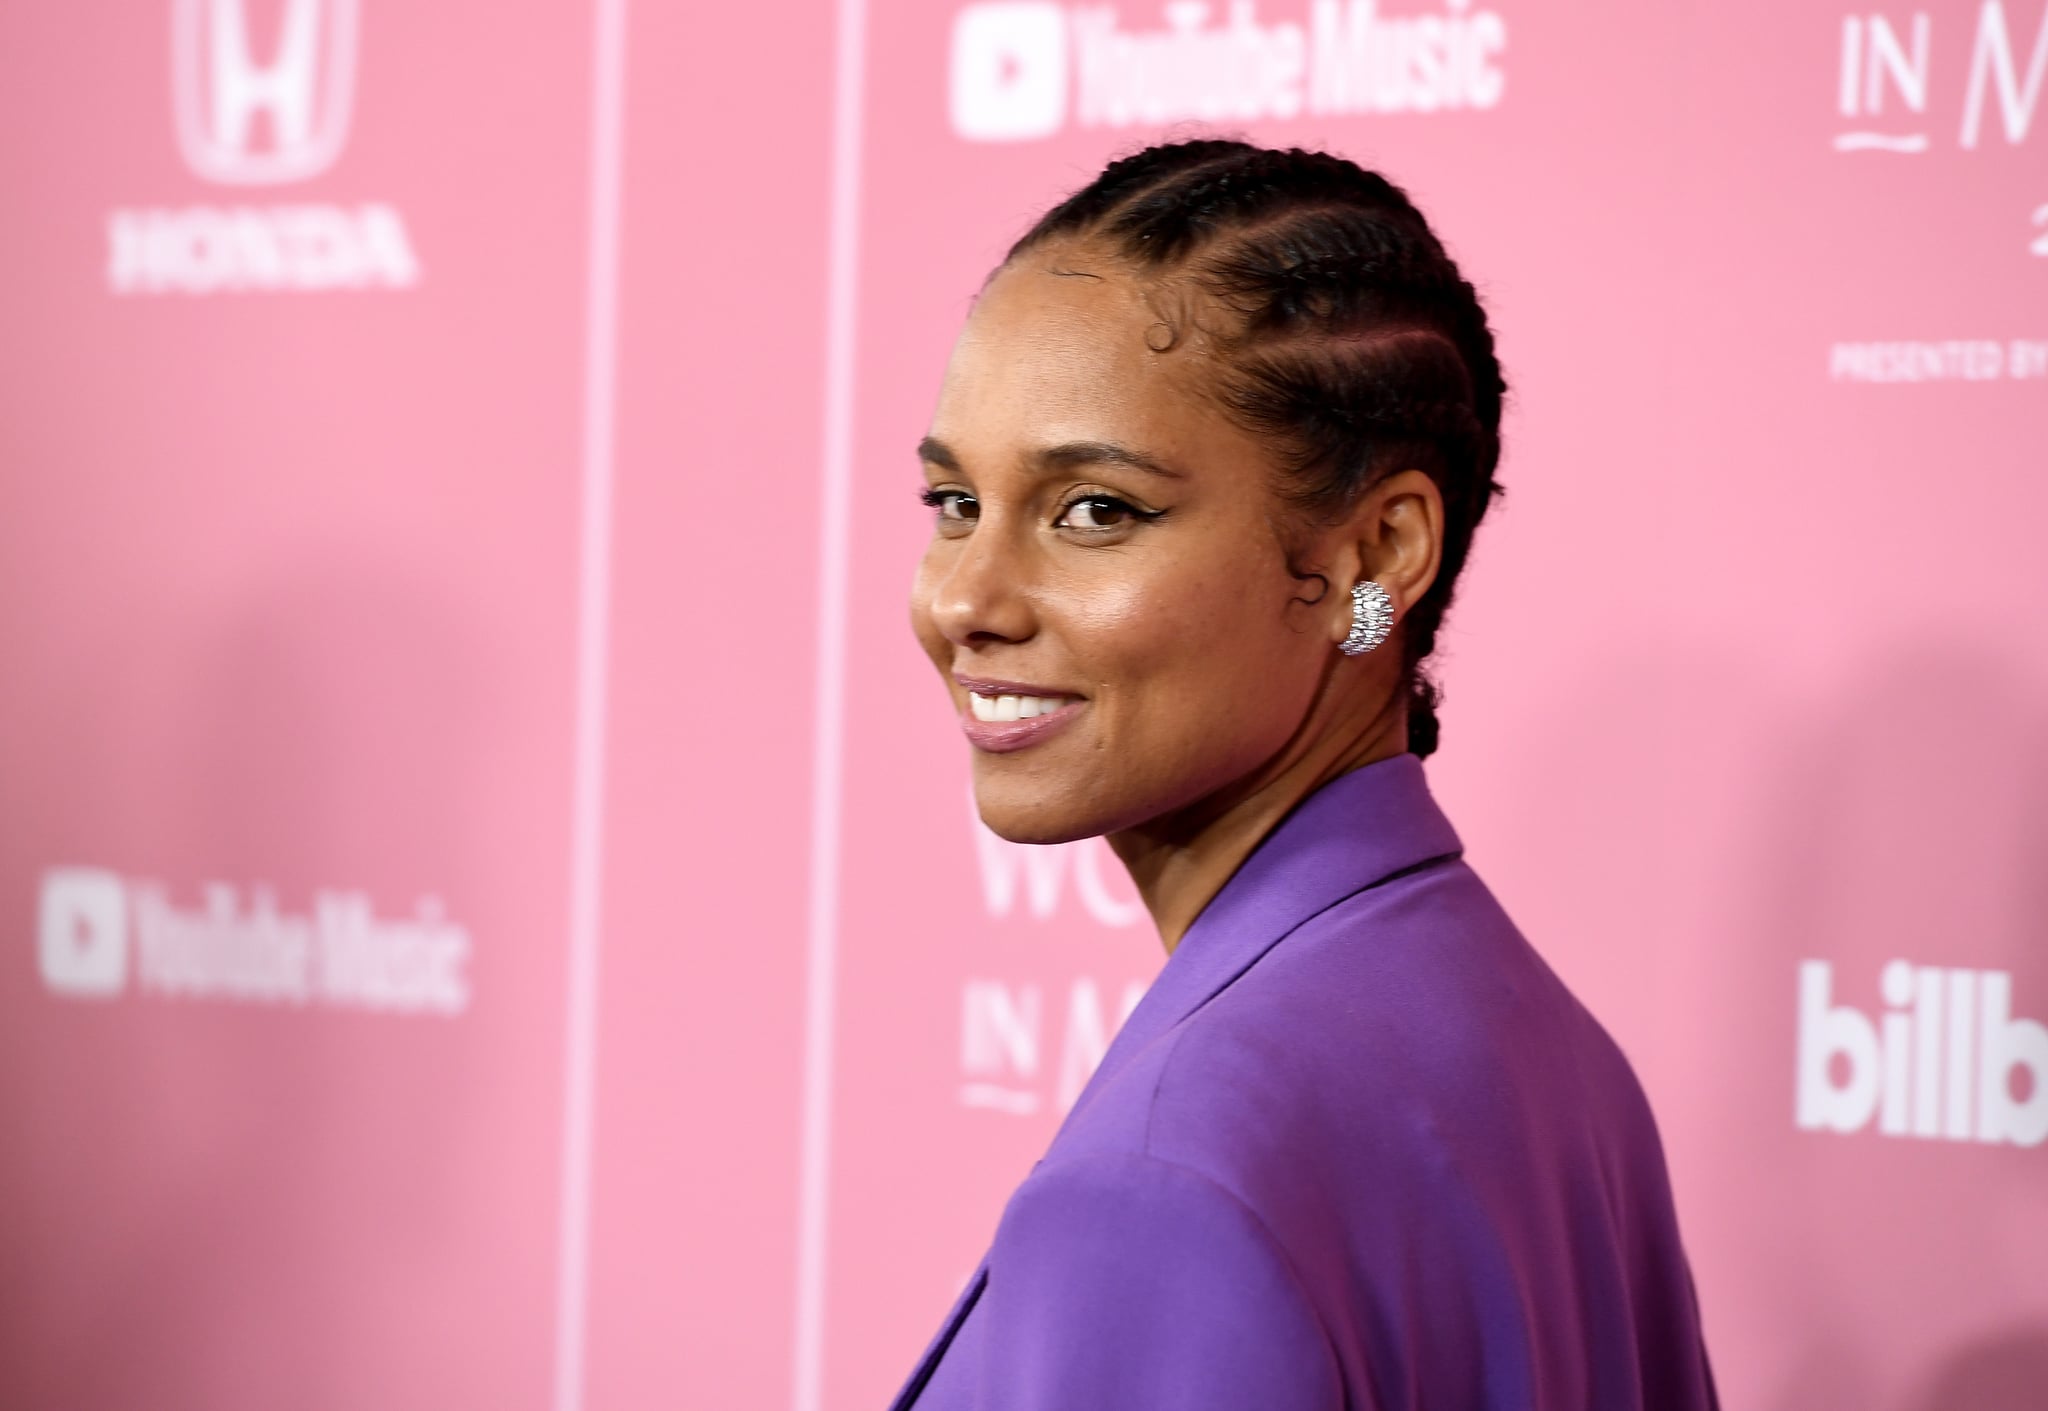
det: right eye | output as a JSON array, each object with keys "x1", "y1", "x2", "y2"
[{"x1": 921, "y1": 488, "x2": 979, "y2": 523}]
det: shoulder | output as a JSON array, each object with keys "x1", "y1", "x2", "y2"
[
  {"x1": 1145, "y1": 856, "x2": 1665, "y2": 1226},
  {"x1": 999, "y1": 856, "x2": 1708, "y2": 1405}
]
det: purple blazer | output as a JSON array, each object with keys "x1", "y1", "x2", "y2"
[{"x1": 890, "y1": 754, "x2": 1718, "y2": 1409}]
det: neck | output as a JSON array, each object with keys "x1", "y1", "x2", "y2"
[{"x1": 1108, "y1": 685, "x2": 1410, "y2": 953}]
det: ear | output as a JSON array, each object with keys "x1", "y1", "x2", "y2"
[{"x1": 1325, "y1": 468, "x2": 1444, "y2": 647}]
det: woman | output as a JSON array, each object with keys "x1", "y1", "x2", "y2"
[{"x1": 893, "y1": 140, "x2": 1718, "y2": 1410}]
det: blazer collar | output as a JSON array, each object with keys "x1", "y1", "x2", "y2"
[{"x1": 1062, "y1": 752, "x2": 1463, "y2": 1127}]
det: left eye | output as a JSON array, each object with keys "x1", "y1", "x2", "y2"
[{"x1": 1056, "y1": 496, "x2": 1138, "y2": 530}]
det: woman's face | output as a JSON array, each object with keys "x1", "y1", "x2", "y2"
[{"x1": 910, "y1": 248, "x2": 1351, "y2": 844}]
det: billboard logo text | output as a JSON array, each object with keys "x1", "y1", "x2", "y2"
[{"x1": 1797, "y1": 959, "x2": 2047, "y2": 1147}]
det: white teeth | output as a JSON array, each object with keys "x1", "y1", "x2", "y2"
[{"x1": 968, "y1": 692, "x2": 1071, "y2": 723}]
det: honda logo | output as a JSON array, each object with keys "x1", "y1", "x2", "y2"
[{"x1": 172, "y1": 0, "x2": 359, "y2": 185}]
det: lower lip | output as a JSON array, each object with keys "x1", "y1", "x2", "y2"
[{"x1": 960, "y1": 700, "x2": 1086, "y2": 754}]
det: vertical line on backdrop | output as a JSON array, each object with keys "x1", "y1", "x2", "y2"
[
  {"x1": 554, "y1": 1, "x2": 629, "y2": 1410},
  {"x1": 793, "y1": 0, "x2": 870, "y2": 1404}
]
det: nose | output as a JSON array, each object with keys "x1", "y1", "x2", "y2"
[{"x1": 920, "y1": 520, "x2": 1037, "y2": 650}]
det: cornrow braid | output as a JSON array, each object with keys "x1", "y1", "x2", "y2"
[{"x1": 1006, "y1": 141, "x2": 1506, "y2": 759}]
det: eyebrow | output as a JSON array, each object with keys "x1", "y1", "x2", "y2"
[{"x1": 917, "y1": 436, "x2": 1186, "y2": 481}]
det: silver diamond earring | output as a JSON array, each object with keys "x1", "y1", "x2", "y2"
[{"x1": 1340, "y1": 580, "x2": 1395, "y2": 656}]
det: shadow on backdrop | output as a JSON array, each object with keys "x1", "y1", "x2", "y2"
[{"x1": 1908, "y1": 1324, "x2": 2048, "y2": 1411}]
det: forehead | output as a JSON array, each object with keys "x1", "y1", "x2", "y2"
[{"x1": 929, "y1": 249, "x2": 1244, "y2": 463}]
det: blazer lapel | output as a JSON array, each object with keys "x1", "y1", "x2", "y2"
[{"x1": 886, "y1": 1261, "x2": 988, "y2": 1411}]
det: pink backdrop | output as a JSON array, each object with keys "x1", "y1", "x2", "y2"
[{"x1": 3, "y1": 1, "x2": 2045, "y2": 1407}]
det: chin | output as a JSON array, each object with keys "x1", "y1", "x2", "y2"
[{"x1": 970, "y1": 771, "x2": 1117, "y2": 846}]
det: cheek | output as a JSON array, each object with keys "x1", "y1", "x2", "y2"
[
  {"x1": 906, "y1": 547, "x2": 948, "y2": 665},
  {"x1": 1078, "y1": 555, "x2": 1309, "y2": 720},
  {"x1": 1054, "y1": 559, "x2": 1211, "y2": 699}
]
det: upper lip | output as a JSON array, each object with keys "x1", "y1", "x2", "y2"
[{"x1": 953, "y1": 676, "x2": 1083, "y2": 699}]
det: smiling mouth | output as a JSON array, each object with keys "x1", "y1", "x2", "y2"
[{"x1": 967, "y1": 691, "x2": 1077, "y2": 723}]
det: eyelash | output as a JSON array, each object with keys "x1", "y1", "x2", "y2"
[{"x1": 917, "y1": 487, "x2": 1165, "y2": 532}]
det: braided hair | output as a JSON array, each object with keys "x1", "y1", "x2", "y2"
[{"x1": 1004, "y1": 141, "x2": 1506, "y2": 759}]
